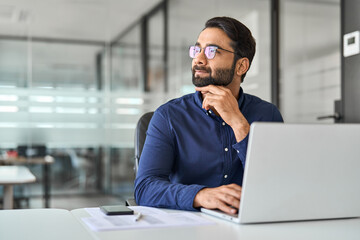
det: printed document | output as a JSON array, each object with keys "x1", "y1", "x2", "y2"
[{"x1": 82, "y1": 206, "x2": 214, "y2": 231}]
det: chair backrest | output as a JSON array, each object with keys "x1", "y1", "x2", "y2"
[{"x1": 134, "y1": 112, "x2": 154, "y2": 175}]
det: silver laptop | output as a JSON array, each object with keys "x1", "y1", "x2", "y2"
[{"x1": 201, "y1": 122, "x2": 360, "y2": 223}]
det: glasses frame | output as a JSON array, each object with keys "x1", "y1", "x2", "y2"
[{"x1": 189, "y1": 45, "x2": 237, "y2": 60}]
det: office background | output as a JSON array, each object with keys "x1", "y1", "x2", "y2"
[{"x1": 0, "y1": 0, "x2": 347, "y2": 207}]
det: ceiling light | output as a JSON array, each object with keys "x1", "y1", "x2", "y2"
[
  {"x1": 0, "y1": 106, "x2": 18, "y2": 112},
  {"x1": 29, "y1": 96, "x2": 55, "y2": 103},
  {"x1": 116, "y1": 108, "x2": 140, "y2": 115},
  {"x1": 115, "y1": 98, "x2": 144, "y2": 105},
  {"x1": 0, "y1": 95, "x2": 18, "y2": 102}
]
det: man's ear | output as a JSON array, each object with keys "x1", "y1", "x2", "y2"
[{"x1": 235, "y1": 58, "x2": 250, "y2": 77}]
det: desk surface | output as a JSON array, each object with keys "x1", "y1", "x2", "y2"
[
  {"x1": 71, "y1": 208, "x2": 360, "y2": 240},
  {"x1": 0, "y1": 166, "x2": 36, "y2": 184},
  {"x1": 0, "y1": 209, "x2": 91, "y2": 240},
  {"x1": 1, "y1": 208, "x2": 360, "y2": 240}
]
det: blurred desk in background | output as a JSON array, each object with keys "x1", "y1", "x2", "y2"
[
  {"x1": 0, "y1": 156, "x2": 54, "y2": 208},
  {"x1": 0, "y1": 166, "x2": 36, "y2": 209}
]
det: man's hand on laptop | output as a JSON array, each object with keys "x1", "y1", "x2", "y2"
[{"x1": 193, "y1": 183, "x2": 242, "y2": 214}]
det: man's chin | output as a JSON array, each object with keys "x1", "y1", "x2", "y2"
[
  {"x1": 193, "y1": 82, "x2": 211, "y2": 87},
  {"x1": 193, "y1": 79, "x2": 228, "y2": 88},
  {"x1": 193, "y1": 82, "x2": 212, "y2": 88},
  {"x1": 192, "y1": 77, "x2": 212, "y2": 87}
]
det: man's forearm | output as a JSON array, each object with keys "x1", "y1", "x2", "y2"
[
  {"x1": 135, "y1": 175, "x2": 205, "y2": 211},
  {"x1": 230, "y1": 117, "x2": 250, "y2": 143}
]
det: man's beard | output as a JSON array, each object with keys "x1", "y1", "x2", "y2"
[{"x1": 192, "y1": 61, "x2": 236, "y2": 87}]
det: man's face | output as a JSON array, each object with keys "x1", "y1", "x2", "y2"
[{"x1": 192, "y1": 28, "x2": 236, "y2": 87}]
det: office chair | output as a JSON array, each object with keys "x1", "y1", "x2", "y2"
[
  {"x1": 134, "y1": 112, "x2": 154, "y2": 175},
  {"x1": 126, "y1": 111, "x2": 154, "y2": 206}
]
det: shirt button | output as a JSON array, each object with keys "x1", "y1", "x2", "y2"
[
  {"x1": 209, "y1": 110, "x2": 212, "y2": 114},
  {"x1": 225, "y1": 148, "x2": 228, "y2": 152},
  {"x1": 206, "y1": 112, "x2": 209, "y2": 115},
  {"x1": 224, "y1": 175, "x2": 228, "y2": 179},
  {"x1": 222, "y1": 122, "x2": 226, "y2": 126},
  {"x1": 237, "y1": 150, "x2": 239, "y2": 153}
]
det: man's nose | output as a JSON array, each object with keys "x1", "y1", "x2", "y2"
[{"x1": 193, "y1": 50, "x2": 207, "y2": 65}]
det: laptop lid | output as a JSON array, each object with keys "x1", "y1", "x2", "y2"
[{"x1": 238, "y1": 122, "x2": 360, "y2": 223}]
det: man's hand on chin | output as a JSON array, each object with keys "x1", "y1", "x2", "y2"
[
  {"x1": 195, "y1": 85, "x2": 250, "y2": 142},
  {"x1": 193, "y1": 183, "x2": 242, "y2": 215}
]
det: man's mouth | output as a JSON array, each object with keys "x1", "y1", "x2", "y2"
[
  {"x1": 193, "y1": 66, "x2": 210, "y2": 77},
  {"x1": 195, "y1": 70, "x2": 209, "y2": 76}
]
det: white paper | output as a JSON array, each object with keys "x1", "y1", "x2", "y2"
[
  {"x1": 128, "y1": 206, "x2": 169, "y2": 215},
  {"x1": 82, "y1": 207, "x2": 215, "y2": 231},
  {"x1": 84, "y1": 206, "x2": 167, "y2": 218}
]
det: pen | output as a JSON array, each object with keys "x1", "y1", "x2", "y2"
[{"x1": 134, "y1": 212, "x2": 142, "y2": 222}]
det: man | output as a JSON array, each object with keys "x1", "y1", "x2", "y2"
[{"x1": 134, "y1": 17, "x2": 283, "y2": 214}]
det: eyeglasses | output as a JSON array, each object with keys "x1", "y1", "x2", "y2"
[{"x1": 189, "y1": 45, "x2": 236, "y2": 60}]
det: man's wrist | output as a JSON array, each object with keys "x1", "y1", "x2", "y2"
[
  {"x1": 193, "y1": 188, "x2": 207, "y2": 208},
  {"x1": 230, "y1": 118, "x2": 250, "y2": 142}
]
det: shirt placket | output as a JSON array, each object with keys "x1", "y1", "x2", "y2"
[{"x1": 220, "y1": 120, "x2": 232, "y2": 185}]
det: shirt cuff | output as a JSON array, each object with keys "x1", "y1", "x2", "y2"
[
  {"x1": 232, "y1": 134, "x2": 249, "y2": 167},
  {"x1": 180, "y1": 184, "x2": 207, "y2": 211}
]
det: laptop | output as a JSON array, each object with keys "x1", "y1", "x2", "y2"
[{"x1": 201, "y1": 122, "x2": 360, "y2": 223}]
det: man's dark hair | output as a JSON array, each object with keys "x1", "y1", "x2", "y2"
[{"x1": 205, "y1": 16, "x2": 256, "y2": 82}]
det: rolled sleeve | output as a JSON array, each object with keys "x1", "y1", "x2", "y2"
[{"x1": 232, "y1": 134, "x2": 249, "y2": 167}]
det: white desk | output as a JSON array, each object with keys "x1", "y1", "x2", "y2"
[
  {"x1": 0, "y1": 156, "x2": 54, "y2": 208},
  {"x1": 0, "y1": 208, "x2": 359, "y2": 240},
  {"x1": 0, "y1": 166, "x2": 36, "y2": 209},
  {"x1": 72, "y1": 209, "x2": 360, "y2": 240},
  {"x1": 0, "y1": 209, "x2": 91, "y2": 240}
]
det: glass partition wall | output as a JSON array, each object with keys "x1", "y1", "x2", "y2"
[
  {"x1": 279, "y1": 0, "x2": 341, "y2": 123},
  {"x1": 0, "y1": 38, "x2": 106, "y2": 200}
]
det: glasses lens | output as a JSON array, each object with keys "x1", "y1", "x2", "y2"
[
  {"x1": 189, "y1": 46, "x2": 195, "y2": 58},
  {"x1": 189, "y1": 46, "x2": 199, "y2": 58},
  {"x1": 189, "y1": 46, "x2": 202, "y2": 58},
  {"x1": 205, "y1": 46, "x2": 217, "y2": 59}
]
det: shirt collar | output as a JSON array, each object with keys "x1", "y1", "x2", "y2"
[{"x1": 238, "y1": 87, "x2": 245, "y2": 109}]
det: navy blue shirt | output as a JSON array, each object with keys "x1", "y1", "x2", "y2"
[{"x1": 134, "y1": 88, "x2": 283, "y2": 211}]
